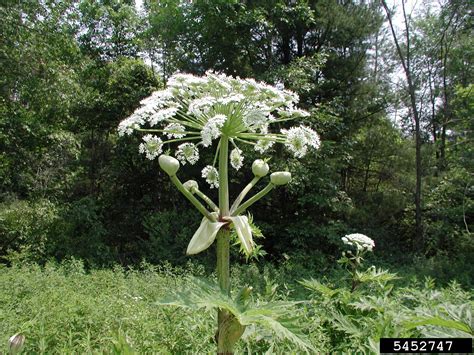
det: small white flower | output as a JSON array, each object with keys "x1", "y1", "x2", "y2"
[
  {"x1": 139, "y1": 134, "x2": 163, "y2": 160},
  {"x1": 187, "y1": 96, "x2": 216, "y2": 116},
  {"x1": 201, "y1": 114, "x2": 227, "y2": 147},
  {"x1": 118, "y1": 115, "x2": 144, "y2": 136},
  {"x1": 243, "y1": 110, "x2": 269, "y2": 132},
  {"x1": 218, "y1": 94, "x2": 245, "y2": 105},
  {"x1": 342, "y1": 233, "x2": 375, "y2": 252},
  {"x1": 301, "y1": 126, "x2": 321, "y2": 149},
  {"x1": 254, "y1": 139, "x2": 275, "y2": 153},
  {"x1": 176, "y1": 143, "x2": 199, "y2": 165},
  {"x1": 148, "y1": 107, "x2": 179, "y2": 126},
  {"x1": 164, "y1": 123, "x2": 186, "y2": 139},
  {"x1": 282, "y1": 127, "x2": 308, "y2": 158},
  {"x1": 202, "y1": 165, "x2": 219, "y2": 188},
  {"x1": 230, "y1": 147, "x2": 244, "y2": 170}
]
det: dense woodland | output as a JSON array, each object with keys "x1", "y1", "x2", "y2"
[{"x1": 1, "y1": 0, "x2": 472, "y2": 280}]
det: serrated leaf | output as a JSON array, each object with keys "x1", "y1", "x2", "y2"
[
  {"x1": 404, "y1": 316, "x2": 473, "y2": 335},
  {"x1": 230, "y1": 215, "x2": 254, "y2": 255},
  {"x1": 299, "y1": 278, "x2": 338, "y2": 298},
  {"x1": 186, "y1": 217, "x2": 225, "y2": 255},
  {"x1": 157, "y1": 277, "x2": 314, "y2": 352}
]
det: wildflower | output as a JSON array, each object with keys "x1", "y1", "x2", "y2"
[
  {"x1": 254, "y1": 139, "x2": 275, "y2": 153},
  {"x1": 164, "y1": 123, "x2": 186, "y2": 138},
  {"x1": 342, "y1": 233, "x2": 375, "y2": 252},
  {"x1": 176, "y1": 143, "x2": 199, "y2": 165},
  {"x1": 230, "y1": 148, "x2": 244, "y2": 170},
  {"x1": 139, "y1": 135, "x2": 163, "y2": 160},
  {"x1": 201, "y1": 114, "x2": 227, "y2": 147},
  {"x1": 202, "y1": 165, "x2": 219, "y2": 188},
  {"x1": 281, "y1": 126, "x2": 320, "y2": 158},
  {"x1": 118, "y1": 71, "x2": 321, "y2": 162}
]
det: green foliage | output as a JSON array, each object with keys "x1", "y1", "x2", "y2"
[
  {"x1": 0, "y1": 261, "x2": 215, "y2": 354},
  {"x1": 301, "y1": 267, "x2": 473, "y2": 353},
  {"x1": 142, "y1": 209, "x2": 203, "y2": 265},
  {"x1": 0, "y1": 261, "x2": 471, "y2": 353},
  {"x1": 0, "y1": 199, "x2": 59, "y2": 264},
  {"x1": 158, "y1": 276, "x2": 315, "y2": 352}
]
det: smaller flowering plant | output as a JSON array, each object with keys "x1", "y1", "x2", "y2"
[
  {"x1": 340, "y1": 233, "x2": 375, "y2": 292},
  {"x1": 342, "y1": 233, "x2": 375, "y2": 252}
]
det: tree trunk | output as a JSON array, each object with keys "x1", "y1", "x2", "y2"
[{"x1": 382, "y1": 0, "x2": 423, "y2": 247}]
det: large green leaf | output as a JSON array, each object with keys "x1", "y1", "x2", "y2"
[
  {"x1": 157, "y1": 277, "x2": 315, "y2": 352},
  {"x1": 404, "y1": 316, "x2": 473, "y2": 335}
]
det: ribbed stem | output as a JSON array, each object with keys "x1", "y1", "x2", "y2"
[
  {"x1": 216, "y1": 136, "x2": 233, "y2": 353},
  {"x1": 218, "y1": 136, "x2": 230, "y2": 217}
]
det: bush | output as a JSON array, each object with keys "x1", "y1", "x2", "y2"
[{"x1": 0, "y1": 198, "x2": 59, "y2": 264}]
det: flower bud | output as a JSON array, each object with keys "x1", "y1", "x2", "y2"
[
  {"x1": 183, "y1": 180, "x2": 199, "y2": 194},
  {"x1": 159, "y1": 155, "x2": 180, "y2": 176},
  {"x1": 8, "y1": 333, "x2": 25, "y2": 354},
  {"x1": 252, "y1": 159, "x2": 269, "y2": 177},
  {"x1": 270, "y1": 171, "x2": 291, "y2": 186}
]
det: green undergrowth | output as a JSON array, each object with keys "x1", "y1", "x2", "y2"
[{"x1": 0, "y1": 259, "x2": 472, "y2": 354}]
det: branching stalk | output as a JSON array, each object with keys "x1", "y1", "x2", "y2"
[
  {"x1": 169, "y1": 175, "x2": 216, "y2": 221},
  {"x1": 230, "y1": 176, "x2": 260, "y2": 214},
  {"x1": 195, "y1": 189, "x2": 219, "y2": 213},
  {"x1": 233, "y1": 183, "x2": 275, "y2": 216}
]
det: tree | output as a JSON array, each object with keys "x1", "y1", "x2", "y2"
[{"x1": 381, "y1": 0, "x2": 424, "y2": 246}]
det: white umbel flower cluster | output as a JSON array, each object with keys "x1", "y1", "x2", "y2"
[
  {"x1": 201, "y1": 165, "x2": 219, "y2": 189},
  {"x1": 138, "y1": 134, "x2": 163, "y2": 160},
  {"x1": 201, "y1": 114, "x2": 227, "y2": 147},
  {"x1": 176, "y1": 143, "x2": 199, "y2": 165},
  {"x1": 342, "y1": 233, "x2": 375, "y2": 252},
  {"x1": 164, "y1": 123, "x2": 186, "y2": 138},
  {"x1": 281, "y1": 126, "x2": 320, "y2": 158},
  {"x1": 118, "y1": 71, "x2": 322, "y2": 187},
  {"x1": 230, "y1": 148, "x2": 244, "y2": 170}
]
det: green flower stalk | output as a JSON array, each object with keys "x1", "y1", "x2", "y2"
[{"x1": 118, "y1": 71, "x2": 321, "y2": 353}]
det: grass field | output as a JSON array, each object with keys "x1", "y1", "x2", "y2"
[{"x1": 1, "y1": 259, "x2": 472, "y2": 354}]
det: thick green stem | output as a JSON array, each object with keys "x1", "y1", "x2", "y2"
[
  {"x1": 218, "y1": 136, "x2": 230, "y2": 217},
  {"x1": 230, "y1": 176, "x2": 260, "y2": 214},
  {"x1": 217, "y1": 136, "x2": 230, "y2": 293},
  {"x1": 216, "y1": 136, "x2": 234, "y2": 353},
  {"x1": 233, "y1": 183, "x2": 275, "y2": 216}
]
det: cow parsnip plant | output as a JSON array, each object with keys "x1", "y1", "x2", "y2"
[{"x1": 118, "y1": 71, "x2": 320, "y2": 353}]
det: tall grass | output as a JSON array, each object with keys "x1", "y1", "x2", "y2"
[{"x1": 1, "y1": 259, "x2": 471, "y2": 354}]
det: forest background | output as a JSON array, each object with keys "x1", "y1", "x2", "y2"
[{"x1": 1, "y1": 0, "x2": 472, "y2": 284}]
